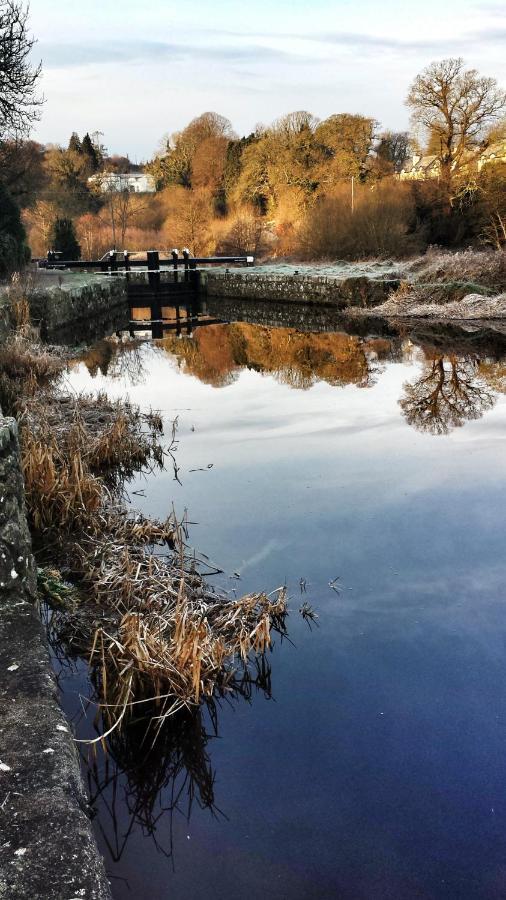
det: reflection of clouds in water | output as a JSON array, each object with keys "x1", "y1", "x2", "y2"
[
  {"x1": 316, "y1": 561, "x2": 506, "y2": 659},
  {"x1": 238, "y1": 538, "x2": 288, "y2": 575}
]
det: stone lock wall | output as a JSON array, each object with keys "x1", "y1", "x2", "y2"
[
  {"x1": 28, "y1": 274, "x2": 129, "y2": 342},
  {"x1": 202, "y1": 271, "x2": 400, "y2": 308}
]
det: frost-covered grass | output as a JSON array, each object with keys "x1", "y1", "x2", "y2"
[
  {"x1": 406, "y1": 248, "x2": 506, "y2": 290},
  {"x1": 365, "y1": 289, "x2": 506, "y2": 320},
  {"x1": 214, "y1": 260, "x2": 408, "y2": 279}
]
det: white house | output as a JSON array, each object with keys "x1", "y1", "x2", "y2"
[
  {"x1": 88, "y1": 172, "x2": 156, "y2": 193},
  {"x1": 399, "y1": 141, "x2": 506, "y2": 180}
]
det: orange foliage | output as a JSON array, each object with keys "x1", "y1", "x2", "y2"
[{"x1": 161, "y1": 323, "x2": 395, "y2": 390}]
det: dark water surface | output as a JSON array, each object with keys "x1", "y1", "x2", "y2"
[{"x1": 57, "y1": 314, "x2": 506, "y2": 899}]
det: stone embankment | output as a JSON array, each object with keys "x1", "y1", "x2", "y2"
[
  {"x1": 0, "y1": 421, "x2": 112, "y2": 894},
  {"x1": 28, "y1": 273, "x2": 128, "y2": 342},
  {"x1": 201, "y1": 269, "x2": 400, "y2": 308}
]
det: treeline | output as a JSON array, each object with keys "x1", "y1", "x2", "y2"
[
  {"x1": 0, "y1": 129, "x2": 147, "y2": 263},
  {"x1": 1, "y1": 55, "x2": 506, "y2": 269}
]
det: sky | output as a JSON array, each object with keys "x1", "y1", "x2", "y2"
[{"x1": 29, "y1": 0, "x2": 506, "y2": 160}]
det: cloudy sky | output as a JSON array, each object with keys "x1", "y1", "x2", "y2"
[{"x1": 30, "y1": 0, "x2": 505, "y2": 160}]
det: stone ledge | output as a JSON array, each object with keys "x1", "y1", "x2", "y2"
[
  {"x1": 0, "y1": 416, "x2": 111, "y2": 900},
  {"x1": 202, "y1": 271, "x2": 399, "y2": 307}
]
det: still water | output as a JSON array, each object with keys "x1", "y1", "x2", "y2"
[{"x1": 57, "y1": 313, "x2": 506, "y2": 899}]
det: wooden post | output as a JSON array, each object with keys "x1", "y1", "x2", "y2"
[
  {"x1": 124, "y1": 251, "x2": 131, "y2": 314},
  {"x1": 171, "y1": 248, "x2": 179, "y2": 284},
  {"x1": 109, "y1": 249, "x2": 118, "y2": 275},
  {"x1": 147, "y1": 249, "x2": 162, "y2": 337},
  {"x1": 182, "y1": 248, "x2": 190, "y2": 283},
  {"x1": 189, "y1": 256, "x2": 199, "y2": 298}
]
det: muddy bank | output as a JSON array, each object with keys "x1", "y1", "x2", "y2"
[{"x1": 0, "y1": 415, "x2": 111, "y2": 899}]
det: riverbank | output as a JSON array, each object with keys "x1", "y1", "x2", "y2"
[
  {"x1": 355, "y1": 290, "x2": 506, "y2": 321},
  {"x1": 0, "y1": 414, "x2": 112, "y2": 900},
  {"x1": 0, "y1": 323, "x2": 290, "y2": 897},
  {"x1": 348, "y1": 249, "x2": 506, "y2": 321},
  {"x1": 1, "y1": 251, "x2": 504, "y2": 338}
]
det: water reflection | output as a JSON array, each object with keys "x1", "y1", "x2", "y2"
[
  {"x1": 46, "y1": 601, "x2": 277, "y2": 868},
  {"x1": 75, "y1": 319, "x2": 506, "y2": 438},
  {"x1": 399, "y1": 352, "x2": 496, "y2": 435},
  {"x1": 160, "y1": 326, "x2": 403, "y2": 390},
  {"x1": 61, "y1": 313, "x2": 506, "y2": 899},
  {"x1": 79, "y1": 338, "x2": 148, "y2": 385}
]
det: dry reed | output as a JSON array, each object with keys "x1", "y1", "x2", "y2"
[{"x1": 5, "y1": 329, "x2": 291, "y2": 744}]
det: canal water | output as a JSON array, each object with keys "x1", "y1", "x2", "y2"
[{"x1": 56, "y1": 312, "x2": 506, "y2": 899}]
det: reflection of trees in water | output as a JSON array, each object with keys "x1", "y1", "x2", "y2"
[
  {"x1": 161, "y1": 324, "x2": 401, "y2": 390},
  {"x1": 162, "y1": 325, "x2": 241, "y2": 388},
  {"x1": 479, "y1": 360, "x2": 506, "y2": 395},
  {"x1": 400, "y1": 353, "x2": 496, "y2": 435},
  {"x1": 46, "y1": 604, "x2": 275, "y2": 868},
  {"x1": 74, "y1": 325, "x2": 406, "y2": 392},
  {"x1": 78, "y1": 338, "x2": 149, "y2": 385}
]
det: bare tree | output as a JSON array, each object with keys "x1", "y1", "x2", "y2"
[
  {"x1": 0, "y1": 0, "x2": 42, "y2": 138},
  {"x1": 97, "y1": 181, "x2": 149, "y2": 249},
  {"x1": 407, "y1": 58, "x2": 506, "y2": 184}
]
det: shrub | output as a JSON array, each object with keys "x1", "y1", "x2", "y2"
[{"x1": 297, "y1": 179, "x2": 423, "y2": 260}]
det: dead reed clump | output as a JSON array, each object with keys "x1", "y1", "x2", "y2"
[
  {"x1": 74, "y1": 525, "x2": 288, "y2": 740},
  {"x1": 40, "y1": 502, "x2": 289, "y2": 743},
  {"x1": 6, "y1": 332, "x2": 295, "y2": 745},
  {"x1": 21, "y1": 421, "x2": 104, "y2": 531},
  {"x1": 0, "y1": 338, "x2": 65, "y2": 414},
  {"x1": 11, "y1": 296, "x2": 31, "y2": 334},
  {"x1": 19, "y1": 392, "x2": 166, "y2": 533}
]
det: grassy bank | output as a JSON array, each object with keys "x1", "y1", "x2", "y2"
[{"x1": 349, "y1": 249, "x2": 506, "y2": 319}]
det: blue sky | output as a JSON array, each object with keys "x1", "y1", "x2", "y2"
[{"x1": 30, "y1": 0, "x2": 506, "y2": 159}]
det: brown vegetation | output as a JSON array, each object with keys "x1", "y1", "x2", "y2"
[
  {"x1": 6, "y1": 57, "x2": 503, "y2": 266},
  {"x1": 5, "y1": 318, "x2": 289, "y2": 740}
]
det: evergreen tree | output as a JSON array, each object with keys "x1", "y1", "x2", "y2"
[
  {"x1": 49, "y1": 217, "x2": 81, "y2": 260},
  {"x1": 68, "y1": 132, "x2": 82, "y2": 153},
  {"x1": 0, "y1": 182, "x2": 30, "y2": 276},
  {"x1": 81, "y1": 132, "x2": 99, "y2": 173}
]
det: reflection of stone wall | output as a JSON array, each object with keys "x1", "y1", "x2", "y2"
[
  {"x1": 202, "y1": 272, "x2": 399, "y2": 308},
  {"x1": 205, "y1": 296, "x2": 400, "y2": 336}
]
